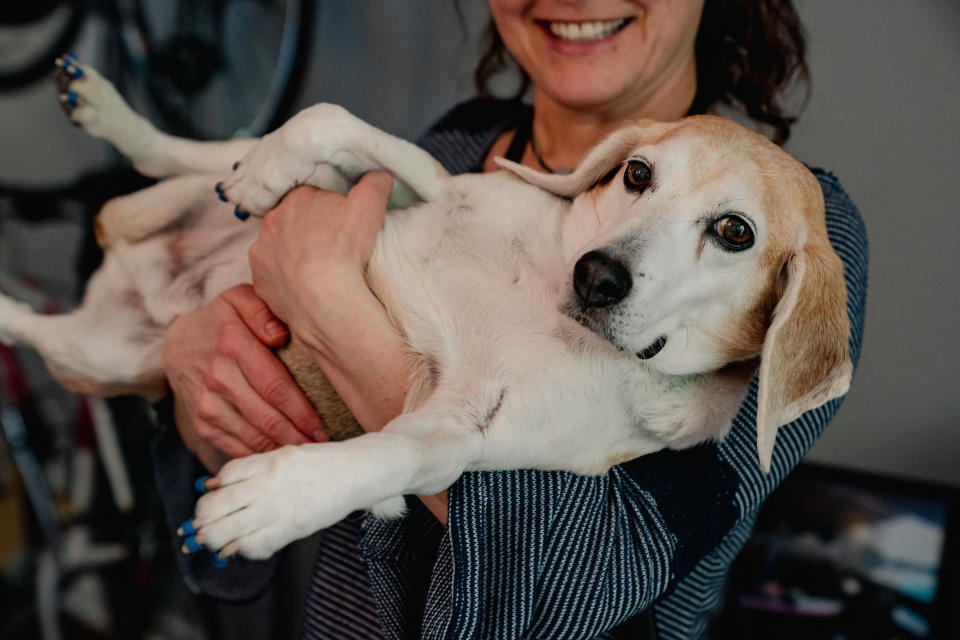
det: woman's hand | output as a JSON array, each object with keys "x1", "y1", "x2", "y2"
[
  {"x1": 163, "y1": 284, "x2": 326, "y2": 472},
  {"x1": 248, "y1": 171, "x2": 394, "y2": 336}
]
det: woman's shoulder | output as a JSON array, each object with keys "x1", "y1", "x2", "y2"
[
  {"x1": 808, "y1": 167, "x2": 860, "y2": 216},
  {"x1": 424, "y1": 97, "x2": 531, "y2": 135},
  {"x1": 416, "y1": 98, "x2": 531, "y2": 174},
  {"x1": 806, "y1": 166, "x2": 868, "y2": 284}
]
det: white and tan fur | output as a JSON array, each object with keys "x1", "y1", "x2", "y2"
[{"x1": 0, "y1": 61, "x2": 851, "y2": 559}]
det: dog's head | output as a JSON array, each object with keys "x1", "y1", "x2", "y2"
[{"x1": 497, "y1": 116, "x2": 852, "y2": 472}]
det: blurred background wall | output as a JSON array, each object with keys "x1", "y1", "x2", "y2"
[{"x1": 0, "y1": 0, "x2": 957, "y2": 491}]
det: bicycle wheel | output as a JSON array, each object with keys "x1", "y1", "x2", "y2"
[
  {"x1": 120, "y1": 0, "x2": 314, "y2": 140},
  {"x1": 0, "y1": 2, "x2": 85, "y2": 90}
]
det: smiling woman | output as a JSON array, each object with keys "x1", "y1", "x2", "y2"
[
  {"x1": 478, "y1": 0, "x2": 809, "y2": 145},
  {"x1": 484, "y1": 0, "x2": 704, "y2": 167}
]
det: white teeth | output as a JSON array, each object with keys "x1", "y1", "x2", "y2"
[{"x1": 549, "y1": 18, "x2": 627, "y2": 42}]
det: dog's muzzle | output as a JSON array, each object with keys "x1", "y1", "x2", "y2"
[{"x1": 573, "y1": 251, "x2": 632, "y2": 308}]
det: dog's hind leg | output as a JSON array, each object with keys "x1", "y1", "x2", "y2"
[
  {"x1": 0, "y1": 292, "x2": 166, "y2": 399},
  {"x1": 54, "y1": 56, "x2": 257, "y2": 178},
  {"x1": 94, "y1": 174, "x2": 220, "y2": 247}
]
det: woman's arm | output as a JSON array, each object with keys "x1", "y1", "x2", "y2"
[{"x1": 248, "y1": 174, "x2": 449, "y2": 520}]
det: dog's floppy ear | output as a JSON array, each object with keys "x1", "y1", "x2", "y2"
[
  {"x1": 755, "y1": 242, "x2": 853, "y2": 472},
  {"x1": 494, "y1": 122, "x2": 671, "y2": 198}
]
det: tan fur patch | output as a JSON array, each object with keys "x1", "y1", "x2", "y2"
[
  {"x1": 49, "y1": 365, "x2": 168, "y2": 402},
  {"x1": 717, "y1": 258, "x2": 787, "y2": 362},
  {"x1": 93, "y1": 211, "x2": 108, "y2": 247},
  {"x1": 274, "y1": 336, "x2": 364, "y2": 441},
  {"x1": 603, "y1": 451, "x2": 643, "y2": 469}
]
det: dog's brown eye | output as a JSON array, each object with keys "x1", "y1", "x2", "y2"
[
  {"x1": 623, "y1": 160, "x2": 652, "y2": 194},
  {"x1": 713, "y1": 215, "x2": 755, "y2": 251}
]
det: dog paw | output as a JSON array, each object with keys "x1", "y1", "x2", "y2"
[
  {"x1": 53, "y1": 55, "x2": 165, "y2": 176},
  {"x1": 184, "y1": 442, "x2": 385, "y2": 560},
  {"x1": 216, "y1": 103, "x2": 376, "y2": 218},
  {"x1": 53, "y1": 53, "x2": 85, "y2": 115},
  {"x1": 215, "y1": 130, "x2": 322, "y2": 218}
]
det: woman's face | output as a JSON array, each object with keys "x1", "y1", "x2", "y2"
[{"x1": 489, "y1": 0, "x2": 706, "y2": 118}]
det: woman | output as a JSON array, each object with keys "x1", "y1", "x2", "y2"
[{"x1": 157, "y1": 1, "x2": 868, "y2": 637}]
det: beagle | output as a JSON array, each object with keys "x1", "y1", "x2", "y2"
[{"x1": 0, "y1": 59, "x2": 851, "y2": 560}]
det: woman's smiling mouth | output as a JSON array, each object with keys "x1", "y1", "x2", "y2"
[{"x1": 539, "y1": 18, "x2": 633, "y2": 43}]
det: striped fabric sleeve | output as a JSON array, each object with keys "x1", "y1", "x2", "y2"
[{"x1": 434, "y1": 159, "x2": 868, "y2": 638}]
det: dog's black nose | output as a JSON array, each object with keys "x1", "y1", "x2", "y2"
[{"x1": 573, "y1": 251, "x2": 632, "y2": 307}]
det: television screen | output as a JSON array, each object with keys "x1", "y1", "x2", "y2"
[{"x1": 712, "y1": 463, "x2": 960, "y2": 639}]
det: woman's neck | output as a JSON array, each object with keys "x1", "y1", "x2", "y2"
[
  {"x1": 481, "y1": 64, "x2": 697, "y2": 174},
  {"x1": 529, "y1": 62, "x2": 697, "y2": 172},
  {"x1": 529, "y1": 100, "x2": 627, "y2": 173}
]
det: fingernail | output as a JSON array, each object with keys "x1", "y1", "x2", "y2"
[
  {"x1": 194, "y1": 475, "x2": 212, "y2": 493},
  {"x1": 178, "y1": 518, "x2": 196, "y2": 536},
  {"x1": 264, "y1": 319, "x2": 286, "y2": 339},
  {"x1": 235, "y1": 207, "x2": 250, "y2": 221},
  {"x1": 312, "y1": 429, "x2": 328, "y2": 442},
  {"x1": 182, "y1": 535, "x2": 203, "y2": 554},
  {"x1": 213, "y1": 553, "x2": 229, "y2": 568}
]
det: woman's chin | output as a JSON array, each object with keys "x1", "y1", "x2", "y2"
[{"x1": 537, "y1": 77, "x2": 637, "y2": 114}]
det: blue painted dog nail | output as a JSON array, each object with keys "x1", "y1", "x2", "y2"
[
  {"x1": 68, "y1": 65, "x2": 84, "y2": 79},
  {"x1": 65, "y1": 92, "x2": 78, "y2": 107},
  {"x1": 194, "y1": 475, "x2": 212, "y2": 493},
  {"x1": 232, "y1": 161, "x2": 240, "y2": 170},
  {"x1": 65, "y1": 52, "x2": 77, "y2": 61},
  {"x1": 179, "y1": 518, "x2": 197, "y2": 536},
  {"x1": 234, "y1": 207, "x2": 250, "y2": 221},
  {"x1": 213, "y1": 553, "x2": 229, "y2": 568},
  {"x1": 183, "y1": 535, "x2": 203, "y2": 554},
  {"x1": 215, "y1": 183, "x2": 228, "y2": 202}
]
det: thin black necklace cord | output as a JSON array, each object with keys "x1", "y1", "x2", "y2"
[
  {"x1": 530, "y1": 126, "x2": 571, "y2": 174},
  {"x1": 503, "y1": 112, "x2": 572, "y2": 175}
]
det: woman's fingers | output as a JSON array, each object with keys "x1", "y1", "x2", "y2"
[
  {"x1": 219, "y1": 284, "x2": 290, "y2": 347},
  {"x1": 347, "y1": 171, "x2": 393, "y2": 239},
  {"x1": 164, "y1": 285, "x2": 328, "y2": 461},
  {"x1": 220, "y1": 285, "x2": 326, "y2": 442},
  {"x1": 200, "y1": 357, "x2": 300, "y2": 449}
]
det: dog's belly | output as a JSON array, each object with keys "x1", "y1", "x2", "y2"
[{"x1": 285, "y1": 175, "x2": 577, "y2": 440}]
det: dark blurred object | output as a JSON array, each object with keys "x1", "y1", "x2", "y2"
[
  {"x1": 0, "y1": 0, "x2": 314, "y2": 138},
  {"x1": 0, "y1": 169, "x2": 155, "y2": 287},
  {"x1": 0, "y1": 1, "x2": 84, "y2": 90},
  {"x1": 0, "y1": 3, "x2": 62, "y2": 24},
  {"x1": 712, "y1": 463, "x2": 960, "y2": 639}
]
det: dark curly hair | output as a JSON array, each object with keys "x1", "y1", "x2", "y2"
[{"x1": 474, "y1": 0, "x2": 810, "y2": 145}]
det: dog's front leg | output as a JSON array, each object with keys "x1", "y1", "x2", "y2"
[
  {"x1": 189, "y1": 422, "x2": 471, "y2": 560},
  {"x1": 216, "y1": 103, "x2": 449, "y2": 217}
]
